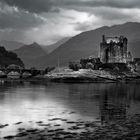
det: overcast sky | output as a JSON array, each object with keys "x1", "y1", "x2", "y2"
[{"x1": 0, "y1": 0, "x2": 140, "y2": 45}]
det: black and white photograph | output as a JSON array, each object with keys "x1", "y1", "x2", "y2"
[{"x1": 0, "y1": 0, "x2": 140, "y2": 140}]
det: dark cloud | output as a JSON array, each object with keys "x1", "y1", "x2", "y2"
[
  {"x1": 54, "y1": 0, "x2": 140, "y2": 9},
  {"x1": 0, "y1": 11, "x2": 45, "y2": 29},
  {"x1": 2, "y1": 0, "x2": 140, "y2": 14},
  {"x1": 1, "y1": 0, "x2": 53, "y2": 13},
  {"x1": 0, "y1": 0, "x2": 140, "y2": 45}
]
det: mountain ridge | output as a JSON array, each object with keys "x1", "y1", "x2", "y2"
[
  {"x1": 0, "y1": 40, "x2": 24, "y2": 50},
  {"x1": 34, "y1": 22, "x2": 140, "y2": 69},
  {"x1": 42, "y1": 37, "x2": 70, "y2": 53},
  {"x1": 13, "y1": 42, "x2": 48, "y2": 68}
]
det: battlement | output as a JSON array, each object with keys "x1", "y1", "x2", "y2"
[
  {"x1": 106, "y1": 37, "x2": 120, "y2": 44},
  {"x1": 102, "y1": 35, "x2": 128, "y2": 44}
]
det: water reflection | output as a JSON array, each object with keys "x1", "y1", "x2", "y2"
[
  {"x1": 100, "y1": 86, "x2": 127, "y2": 124},
  {"x1": 0, "y1": 82, "x2": 140, "y2": 137},
  {"x1": 99, "y1": 83, "x2": 140, "y2": 124}
]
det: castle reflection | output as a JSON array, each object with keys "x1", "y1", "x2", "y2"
[
  {"x1": 67, "y1": 83, "x2": 140, "y2": 124},
  {"x1": 99, "y1": 83, "x2": 139, "y2": 124}
]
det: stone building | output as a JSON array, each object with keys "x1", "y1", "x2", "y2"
[{"x1": 100, "y1": 35, "x2": 132, "y2": 63}]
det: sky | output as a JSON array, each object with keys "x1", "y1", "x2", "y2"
[{"x1": 0, "y1": 0, "x2": 140, "y2": 45}]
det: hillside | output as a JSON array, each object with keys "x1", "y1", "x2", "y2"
[
  {"x1": 0, "y1": 46, "x2": 24, "y2": 67},
  {"x1": 34, "y1": 22, "x2": 140, "y2": 69},
  {"x1": 14, "y1": 42, "x2": 48, "y2": 68},
  {"x1": 42, "y1": 37, "x2": 70, "y2": 53},
  {"x1": 0, "y1": 40, "x2": 24, "y2": 50}
]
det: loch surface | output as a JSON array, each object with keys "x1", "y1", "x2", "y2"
[{"x1": 0, "y1": 82, "x2": 140, "y2": 138}]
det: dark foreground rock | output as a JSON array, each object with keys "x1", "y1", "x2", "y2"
[{"x1": 3, "y1": 114, "x2": 140, "y2": 140}]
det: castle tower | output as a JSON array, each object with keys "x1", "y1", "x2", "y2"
[
  {"x1": 122, "y1": 37, "x2": 128, "y2": 63},
  {"x1": 100, "y1": 35, "x2": 108, "y2": 63},
  {"x1": 100, "y1": 35, "x2": 129, "y2": 63}
]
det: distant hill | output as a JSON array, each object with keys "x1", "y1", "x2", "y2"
[
  {"x1": 35, "y1": 22, "x2": 140, "y2": 69},
  {"x1": 13, "y1": 42, "x2": 48, "y2": 68},
  {"x1": 0, "y1": 46, "x2": 24, "y2": 67},
  {"x1": 0, "y1": 40, "x2": 24, "y2": 50},
  {"x1": 42, "y1": 37, "x2": 70, "y2": 53}
]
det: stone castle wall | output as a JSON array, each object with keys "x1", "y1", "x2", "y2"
[{"x1": 100, "y1": 35, "x2": 130, "y2": 63}]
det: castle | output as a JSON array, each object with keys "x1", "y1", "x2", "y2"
[
  {"x1": 100, "y1": 35, "x2": 132, "y2": 63},
  {"x1": 69, "y1": 35, "x2": 134, "y2": 71}
]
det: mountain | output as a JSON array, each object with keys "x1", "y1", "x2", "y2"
[
  {"x1": 13, "y1": 42, "x2": 48, "y2": 68},
  {"x1": 0, "y1": 46, "x2": 24, "y2": 67},
  {"x1": 34, "y1": 22, "x2": 140, "y2": 69},
  {"x1": 42, "y1": 37, "x2": 70, "y2": 53},
  {"x1": 0, "y1": 40, "x2": 24, "y2": 50}
]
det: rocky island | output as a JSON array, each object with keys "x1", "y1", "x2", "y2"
[{"x1": 45, "y1": 35, "x2": 140, "y2": 83}]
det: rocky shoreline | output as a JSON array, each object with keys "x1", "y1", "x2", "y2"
[
  {"x1": 1, "y1": 114, "x2": 140, "y2": 140},
  {"x1": 45, "y1": 69, "x2": 140, "y2": 83},
  {"x1": 0, "y1": 69, "x2": 140, "y2": 84}
]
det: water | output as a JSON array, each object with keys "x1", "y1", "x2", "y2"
[{"x1": 0, "y1": 82, "x2": 140, "y2": 138}]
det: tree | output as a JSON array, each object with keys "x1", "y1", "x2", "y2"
[{"x1": 69, "y1": 62, "x2": 80, "y2": 71}]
